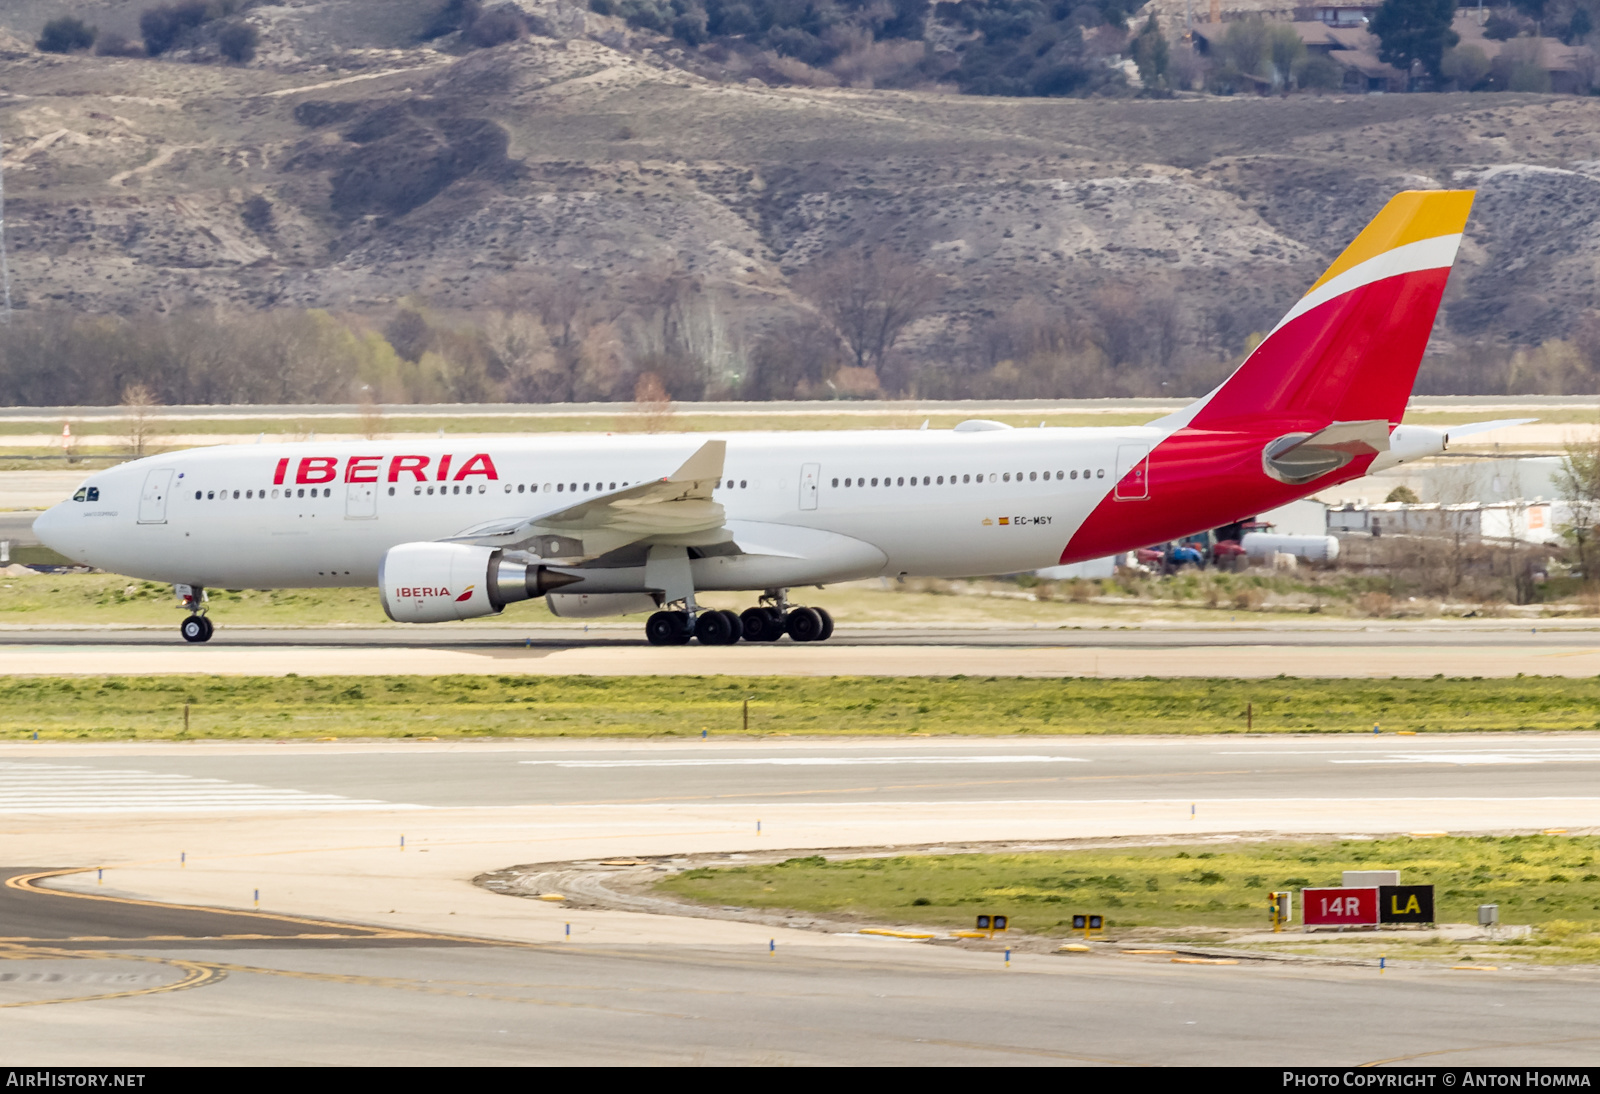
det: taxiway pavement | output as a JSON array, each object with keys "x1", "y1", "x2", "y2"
[
  {"x1": 5, "y1": 735, "x2": 1599, "y2": 1064},
  {"x1": 0, "y1": 622, "x2": 1596, "y2": 677}
]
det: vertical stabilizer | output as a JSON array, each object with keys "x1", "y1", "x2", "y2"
[{"x1": 1169, "y1": 190, "x2": 1474, "y2": 432}]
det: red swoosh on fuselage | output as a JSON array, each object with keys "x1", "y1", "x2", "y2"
[{"x1": 1059, "y1": 426, "x2": 1378, "y2": 564}]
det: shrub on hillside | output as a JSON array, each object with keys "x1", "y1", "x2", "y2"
[
  {"x1": 217, "y1": 20, "x2": 258, "y2": 61},
  {"x1": 139, "y1": 0, "x2": 214, "y2": 55},
  {"x1": 465, "y1": 7, "x2": 527, "y2": 46},
  {"x1": 421, "y1": 0, "x2": 482, "y2": 38},
  {"x1": 37, "y1": 16, "x2": 97, "y2": 53},
  {"x1": 420, "y1": 0, "x2": 530, "y2": 47},
  {"x1": 591, "y1": 0, "x2": 930, "y2": 69}
]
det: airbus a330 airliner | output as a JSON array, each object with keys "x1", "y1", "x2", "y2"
[{"x1": 35, "y1": 190, "x2": 1520, "y2": 646}]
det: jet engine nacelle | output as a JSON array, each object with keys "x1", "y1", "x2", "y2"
[{"x1": 379, "y1": 542, "x2": 577, "y2": 623}]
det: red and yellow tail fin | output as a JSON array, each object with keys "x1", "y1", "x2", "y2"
[{"x1": 1186, "y1": 190, "x2": 1474, "y2": 431}]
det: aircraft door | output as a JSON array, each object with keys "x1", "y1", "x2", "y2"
[
  {"x1": 799, "y1": 462, "x2": 820, "y2": 511},
  {"x1": 345, "y1": 481, "x2": 377, "y2": 520},
  {"x1": 1114, "y1": 444, "x2": 1150, "y2": 501},
  {"x1": 137, "y1": 469, "x2": 174, "y2": 524}
]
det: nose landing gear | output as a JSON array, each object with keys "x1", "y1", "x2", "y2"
[{"x1": 176, "y1": 584, "x2": 213, "y2": 643}]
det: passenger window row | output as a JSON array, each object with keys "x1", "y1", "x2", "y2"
[
  {"x1": 830, "y1": 469, "x2": 1104, "y2": 488},
  {"x1": 499, "y1": 482, "x2": 632, "y2": 495},
  {"x1": 410, "y1": 484, "x2": 490, "y2": 496},
  {"x1": 195, "y1": 488, "x2": 329, "y2": 500}
]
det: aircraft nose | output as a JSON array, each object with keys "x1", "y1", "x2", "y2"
[{"x1": 30, "y1": 505, "x2": 69, "y2": 552}]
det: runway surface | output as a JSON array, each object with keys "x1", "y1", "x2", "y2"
[
  {"x1": 0, "y1": 622, "x2": 1596, "y2": 677},
  {"x1": 8, "y1": 733, "x2": 1600, "y2": 809},
  {"x1": 6, "y1": 735, "x2": 1600, "y2": 1064}
]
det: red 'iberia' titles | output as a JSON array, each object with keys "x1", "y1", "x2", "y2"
[{"x1": 272, "y1": 455, "x2": 500, "y2": 486}]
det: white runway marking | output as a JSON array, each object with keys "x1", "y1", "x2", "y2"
[
  {"x1": 0, "y1": 761, "x2": 418, "y2": 814},
  {"x1": 1332, "y1": 750, "x2": 1600, "y2": 766},
  {"x1": 518, "y1": 755, "x2": 1091, "y2": 769}
]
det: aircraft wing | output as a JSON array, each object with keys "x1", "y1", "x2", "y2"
[{"x1": 445, "y1": 440, "x2": 728, "y2": 560}]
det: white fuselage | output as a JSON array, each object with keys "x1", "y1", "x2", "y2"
[{"x1": 34, "y1": 426, "x2": 1156, "y2": 590}]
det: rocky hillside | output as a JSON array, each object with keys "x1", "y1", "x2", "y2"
[{"x1": 1, "y1": 2, "x2": 1599, "y2": 397}]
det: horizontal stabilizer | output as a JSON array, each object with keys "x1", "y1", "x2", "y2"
[
  {"x1": 1262, "y1": 419, "x2": 1390, "y2": 486},
  {"x1": 1445, "y1": 418, "x2": 1537, "y2": 442}
]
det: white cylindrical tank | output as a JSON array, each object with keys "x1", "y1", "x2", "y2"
[{"x1": 1241, "y1": 532, "x2": 1340, "y2": 563}]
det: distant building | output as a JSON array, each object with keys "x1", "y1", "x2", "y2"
[
  {"x1": 1330, "y1": 456, "x2": 1565, "y2": 510},
  {"x1": 1328, "y1": 499, "x2": 1561, "y2": 545},
  {"x1": 1308, "y1": 4, "x2": 1379, "y2": 27},
  {"x1": 1450, "y1": 13, "x2": 1597, "y2": 95},
  {"x1": 1036, "y1": 555, "x2": 1123, "y2": 579},
  {"x1": 1256, "y1": 498, "x2": 1329, "y2": 536},
  {"x1": 1168, "y1": 5, "x2": 1594, "y2": 94},
  {"x1": 1189, "y1": 17, "x2": 1407, "y2": 91}
]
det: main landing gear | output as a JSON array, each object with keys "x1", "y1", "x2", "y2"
[
  {"x1": 176, "y1": 584, "x2": 214, "y2": 643},
  {"x1": 644, "y1": 591, "x2": 834, "y2": 647}
]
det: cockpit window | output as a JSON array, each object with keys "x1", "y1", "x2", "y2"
[
  {"x1": 86, "y1": 487, "x2": 99, "y2": 502},
  {"x1": 72, "y1": 488, "x2": 87, "y2": 502}
]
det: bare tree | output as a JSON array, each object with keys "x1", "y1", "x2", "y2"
[
  {"x1": 517, "y1": 272, "x2": 590, "y2": 352},
  {"x1": 630, "y1": 371, "x2": 673, "y2": 433},
  {"x1": 795, "y1": 247, "x2": 944, "y2": 377},
  {"x1": 121, "y1": 382, "x2": 160, "y2": 457},
  {"x1": 1557, "y1": 429, "x2": 1600, "y2": 580},
  {"x1": 356, "y1": 385, "x2": 385, "y2": 440},
  {"x1": 482, "y1": 311, "x2": 561, "y2": 403}
]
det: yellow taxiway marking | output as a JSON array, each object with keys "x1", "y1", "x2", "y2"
[
  {"x1": 0, "y1": 934, "x2": 379, "y2": 943},
  {"x1": 1361, "y1": 1034, "x2": 1600, "y2": 1067},
  {"x1": 4, "y1": 868, "x2": 539, "y2": 949},
  {"x1": 7, "y1": 869, "x2": 410, "y2": 938},
  {"x1": 0, "y1": 945, "x2": 222, "y2": 1009},
  {"x1": 191, "y1": 959, "x2": 698, "y2": 1019}
]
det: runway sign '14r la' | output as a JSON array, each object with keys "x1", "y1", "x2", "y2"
[
  {"x1": 1302, "y1": 887, "x2": 1379, "y2": 926},
  {"x1": 1302, "y1": 885, "x2": 1436, "y2": 926}
]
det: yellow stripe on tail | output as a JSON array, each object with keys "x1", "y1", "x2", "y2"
[{"x1": 1305, "y1": 190, "x2": 1475, "y2": 296}]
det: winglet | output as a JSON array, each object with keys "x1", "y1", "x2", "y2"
[{"x1": 669, "y1": 440, "x2": 726, "y2": 484}]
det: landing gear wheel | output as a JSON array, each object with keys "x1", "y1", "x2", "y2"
[
  {"x1": 741, "y1": 607, "x2": 784, "y2": 642},
  {"x1": 785, "y1": 606, "x2": 825, "y2": 643},
  {"x1": 814, "y1": 607, "x2": 834, "y2": 642},
  {"x1": 645, "y1": 611, "x2": 691, "y2": 646},
  {"x1": 180, "y1": 616, "x2": 212, "y2": 644},
  {"x1": 694, "y1": 609, "x2": 738, "y2": 646},
  {"x1": 718, "y1": 609, "x2": 743, "y2": 643}
]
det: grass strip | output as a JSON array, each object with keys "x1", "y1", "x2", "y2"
[
  {"x1": 4, "y1": 674, "x2": 1600, "y2": 739},
  {"x1": 655, "y1": 837, "x2": 1600, "y2": 944}
]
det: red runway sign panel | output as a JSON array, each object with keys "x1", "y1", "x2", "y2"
[{"x1": 1302, "y1": 887, "x2": 1378, "y2": 926}]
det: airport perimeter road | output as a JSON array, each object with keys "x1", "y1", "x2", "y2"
[
  {"x1": 4, "y1": 736, "x2": 1600, "y2": 1064},
  {"x1": 0, "y1": 622, "x2": 1597, "y2": 677}
]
